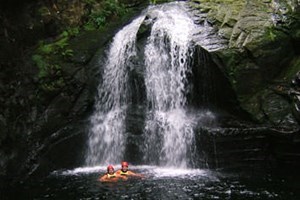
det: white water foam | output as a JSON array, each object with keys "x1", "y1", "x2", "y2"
[
  {"x1": 143, "y1": 2, "x2": 198, "y2": 168},
  {"x1": 56, "y1": 165, "x2": 211, "y2": 180},
  {"x1": 85, "y1": 15, "x2": 145, "y2": 166}
]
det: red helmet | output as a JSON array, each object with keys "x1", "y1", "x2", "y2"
[
  {"x1": 121, "y1": 161, "x2": 128, "y2": 167},
  {"x1": 107, "y1": 165, "x2": 114, "y2": 172}
]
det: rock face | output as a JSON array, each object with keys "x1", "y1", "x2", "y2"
[
  {"x1": 196, "y1": 127, "x2": 300, "y2": 172},
  {"x1": 190, "y1": 0, "x2": 300, "y2": 127},
  {"x1": 188, "y1": 0, "x2": 300, "y2": 171}
]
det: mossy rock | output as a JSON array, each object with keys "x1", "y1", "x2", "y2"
[
  {"x1": 240, "y1": 87, "x2": 298, "y2": 127},
  {"x1": 280, "y1": 56, "x2": 300, "y2": 82}
]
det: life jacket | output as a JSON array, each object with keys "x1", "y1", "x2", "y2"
[
  {"x1": 120, "y1": 170, "x2": 129, "y2": 176},
  {"x1": 107, "y1": 173, "x2": 117, "y2": 178}
]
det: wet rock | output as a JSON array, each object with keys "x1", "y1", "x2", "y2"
[
  {"x1": 196, "y1": 127, "x2": 300, "y2": 171},
  {"x1": 190, "y1": 0, "x2": 300, "y2": 126}
]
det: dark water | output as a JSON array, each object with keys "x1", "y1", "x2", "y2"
[{"x1": 3, "y1": 166, "x2": 300, "y2": 200}]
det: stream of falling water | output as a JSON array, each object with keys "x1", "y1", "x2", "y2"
[
  {"x1": 85, "y1": 15, "x2": 146, "y2": 166},
  {"x1": 142, "y1": 3, "x2": 197, "y2": 167},
  {"x1": 86, "y1": 2, "x2": 201, "y2": 167}
]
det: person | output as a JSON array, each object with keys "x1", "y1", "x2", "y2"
[
  {"x1": 99, "y1": 165, "x2": 127, "y2": 182},
  {"x1": 116, "y1": 161, "x2": 144, "y2": 178}
]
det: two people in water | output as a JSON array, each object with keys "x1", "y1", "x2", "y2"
[{"x1": 99, "y1": 161, "x2": 144, "y2": 182}]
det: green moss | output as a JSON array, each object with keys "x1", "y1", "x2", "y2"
[
  {"x1": 32, "y1": 53, "x2": 65, "y2": 91},
  {"x1": 280, "y1": 57, "x2": 300, "y2": 81},
  {"x1": 32, "y1": 54, "x2": 48, "y2": 78},
  {"x1": 84, "y1": 0, "x2": 128, "y2": 30},
  {"x1": 38, "y1": 43, "x2": 54, "y2": 54},
  {"x1": 36, "y1": 27, "x2": 78, "y2": 60},
  {"x1": 190, "y1": 0, "x2": 244, "y2": 27},
  {"x1": 31, "y1": 0, "x2": 137, "y2": 92},
  {"x1": 33, "y1": 35, "x2": 71, "y2": 92},
  {"x1": 265, "y1": 27, "x2": 277, "y2": 42},
  {"x1": 38, "y1": 6, "x2": 51, "y2": 16}
]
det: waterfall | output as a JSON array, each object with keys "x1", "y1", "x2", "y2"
[
  {"x1": 86, "y1": 2, "x2": 200, "y2": 168},
  {"x1": 142, "y1": 3, "x2": 197, "y2": 168},
  {"x1": 85, "y1": 16, "x2": 145, "y2": 166}
]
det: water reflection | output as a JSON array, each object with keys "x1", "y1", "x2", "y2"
[{"x1": 5, "y1": 166, "x2": 300, "y2": 200}]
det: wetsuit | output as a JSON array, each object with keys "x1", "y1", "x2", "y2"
[
  {"x1": 107, "y1": 173, "x2": 117, "y2": 178},
  {"x1": 120, "y1": 171, "x2": 129, "y2": 176}
]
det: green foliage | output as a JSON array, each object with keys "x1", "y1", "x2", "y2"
[
  {"x1": 38, "y1": 6, "x2": 51, "y2": 16},
  {"x1": 40, "y1": 76, "x2": 65, "y2": 92},
  {"x1": 84, "y1": 0, "x2": 128, "y2": 30},
  {"x1": 62, "y1": 49, "x2": 74, "y2": 59},
  {"x1": 266, "y1": 27, "x2": 276, "y2": 42},
  {"x1": 36, "y1": 27, "x2": 77, "y2": 58},
  {"x1": 32, "y1": 54, "x2": 48, "y2": 78},
  {"x1": 64, "y1": 27, "x2": 80, "y2": 37},
  {"x1": 32, "y1": 53, "x2": 65, "y2": 91},
  {"x1": 32, "y1": 28, "x2": 78, "y2": 91},
  {"x1": 38, "y1": 43, "x2": 54, "y2": 54}
]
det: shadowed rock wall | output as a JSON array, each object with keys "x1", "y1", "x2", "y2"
[{"x1": 196, "y1": 127, "x2": 300, "y2": 172}]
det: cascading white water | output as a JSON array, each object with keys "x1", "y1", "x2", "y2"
[
  {"x1": 85, "y1": 16, "x2": 145, "y2": 166},
  {"x1": 86, "y1": 2, "x2": 204, "y2": 168},
  {"x1": 143, "y1": 3, "x2": 197, "y2": 168}
]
